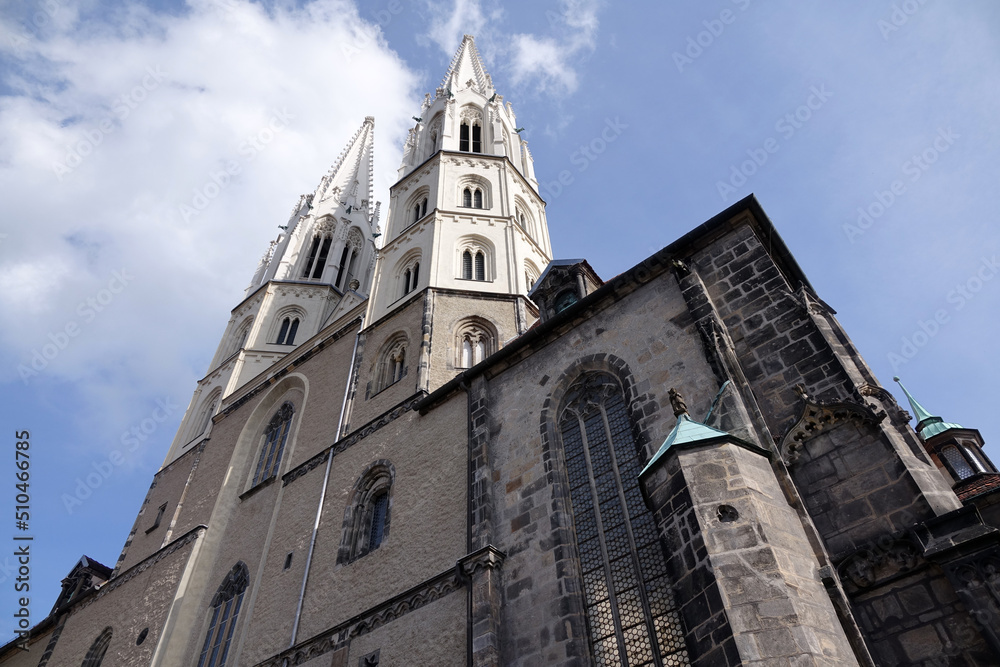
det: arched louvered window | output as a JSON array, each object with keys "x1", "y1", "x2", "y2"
[
  {"x1": 81, "y1": 627, "x2": 113, "y2": 667},
  {"x1": 455, "y1": 319, "x2": 496, "y2": 369},
  {"x1": 253, "y1": 403, "x2": 294, "y2": 486},
  {"x1": 475, "y1": 251, "x2": 485, "y2": 281},
  {"x1": 463, "y1": 188, "x2": 473, "y2": 208},
  {"x1": 275, "y1": 317, "x2": 299, "y2": 345},
  {"x1": 474, "y1": 189, "x2": 483, "y2": 209},
  {"x1": 559, "y1": 373, "x2": 688, "y2": 666},
  {"x1": 198, "y1": 562, "x2": 249, "y2": 667},
  {"x1": 421, "y1": 198, "x2": 428, "y2": 218},
  {"x1": 462, "y1": 250, "x2": 473, "y2": 280},
  {"x1": 403, "y1": 269, "x2": 411, "y2": 296},
  {"x1": 460, "y1": 120, "x2": 481, "y2": 153}
]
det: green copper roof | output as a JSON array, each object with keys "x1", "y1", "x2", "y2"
[
  {"x1": 641, "y1": 414, "x2": 731, "y2": 475},
  {"x1": 893, "y1": 376, "x2": 963, "y2": 439}
]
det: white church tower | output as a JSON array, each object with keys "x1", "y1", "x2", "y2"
[
  {"x1": 162, "y1": 118, "x2": 380, "y2": 464},
  {"x1": 368, "y1": 35, "x2": 552, "y2": 322}
]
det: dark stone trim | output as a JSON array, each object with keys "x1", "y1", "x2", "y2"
[
  {"x1": 75, "y1": 526, "x2": 206, "y2": 612},
  {"x1": 281, "y1": 393, "x2": 425, "y2": 487},
  {"x1": 254, "y1": 565, "x2": 465, "y2": 667},
  {"x1": 239, "y1": 475, "x2": 277, "y2": 501}
]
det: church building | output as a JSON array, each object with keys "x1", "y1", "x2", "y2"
[{"x1": 4, "y1": 35, "x2": 1000, "y2": 667}]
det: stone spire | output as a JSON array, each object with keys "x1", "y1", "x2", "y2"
[
  {"x1": 439, "y1": 34, "x2": 494, "y2": 97},
  {"x1": 311, "y1": 116, "x2": 377, "y2": 220}
]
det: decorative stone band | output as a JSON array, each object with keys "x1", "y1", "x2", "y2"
[
  {"x1": 458, "y1": 544, "x2": 506, "y2": 577},
  {"x1": 779, "y1": 399, "x2": 884, "y2": 466},
  {"x1": 282, "y1": 393, "x2": 425, "y2": 487},
  {"x1": 254, "y1": 563, "x2": 465, "y2": 667}
]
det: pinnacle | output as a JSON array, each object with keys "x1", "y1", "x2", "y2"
[
  {"x1": 440, "y1": 34, "x2": 494, "y2": 95},
  {"x1": 311, "y1": 118, "x2": 376, "y2": 212}
]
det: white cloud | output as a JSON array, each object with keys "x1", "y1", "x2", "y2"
[
  {"x1": 0, "y1": 0, "x2": 419, "y2": 444},
  {"x1": 509, "y1": 0, "x2": 600, "y2": 95},
  {"x1": 424, "y1": 0, "x2": 488, "y2": 56}
]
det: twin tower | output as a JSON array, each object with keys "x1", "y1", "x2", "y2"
[{"x1": 163, "y1": 36, "x2": 552, "y2": 463}]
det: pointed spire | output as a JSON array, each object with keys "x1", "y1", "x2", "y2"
[
  {"x1": 313, "y1": 116, "x2": 376, "y2": 217},
  {"x1": 893, "y1": 377, "x2": 963, "y2": 439},
  {"x1": 440, "y1": 35, "x2": 494, "y2": 96}
]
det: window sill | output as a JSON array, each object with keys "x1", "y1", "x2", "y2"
[{"x1": 240, "y1": 475, "x2": 277, "y2": 501}]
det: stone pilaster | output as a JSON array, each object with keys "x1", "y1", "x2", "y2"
[{"x1": 459, "y1": 545, "x2": 506, "y2": 667}]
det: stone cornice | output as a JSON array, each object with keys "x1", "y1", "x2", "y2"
[{"x1": 254, "y1": 565, "x2": 464, "y2": 667}]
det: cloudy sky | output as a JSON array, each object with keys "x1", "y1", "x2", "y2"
[{"x1": 1, "y1": 0, "x2": 998, "y2": 634}]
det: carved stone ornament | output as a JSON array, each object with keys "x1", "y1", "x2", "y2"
[
  {"x1": 459, "y1": 545, "x2": 506, "y2": 577},
  {"x1": 780, "y1": 400, "x2": 884, "y2": 466},
  {"x1": 858, "y1": 383, "x2": 911, "y2": 425},
  {"x1": 837, "y1": 537, "x2": 922, "y2": 592}
]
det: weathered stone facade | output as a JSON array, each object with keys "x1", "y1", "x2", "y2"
[{"x1": 5, "y1": 35, "x2": 1000, "y2": 667}]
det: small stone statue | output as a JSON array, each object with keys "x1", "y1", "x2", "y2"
[{"x1": 668, "y1": 388, "x2": 688, "y2": 417}]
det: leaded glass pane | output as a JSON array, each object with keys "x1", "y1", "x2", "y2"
[{"x1": 559, "y1": 373, "x2": 689, "y2": 666}]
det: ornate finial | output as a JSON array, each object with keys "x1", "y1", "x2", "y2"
[
  {"x1": 668, "y1": 388, "x2": 688, "y2": 417},
  {"x1": 794, "y1": 384, "x2": 809, "y2": 401}
]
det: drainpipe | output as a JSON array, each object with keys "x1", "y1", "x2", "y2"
[{"x1": 288, "y1": 316, "x2": 364, "y2": 651}]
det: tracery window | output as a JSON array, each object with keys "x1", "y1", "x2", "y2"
[
  {"x1": 373, "y1": 335, "x2": 407, "y2": 393},
  {"x1": 81, "y1": 627, "x2": 113, "y2": 667},
  {"x1": 338, "y1": 462, "x2": 394, "y2": 564},
  {"x1": 460, "y1": 120, "x2": 482, "y2": 153},
  {"x1": 461, "y1": 249, "x2": 487, "y2": 281},
  {"x1": 559, "y1": 373, "x2": 688, "y2": 666},
  {"x1": 275, "y1": 317, "x2": 299, "y2": 345},
  {"x1": 197, "y1": 562, "x2": 249, "y2": 667},
  {"x1": 252, "y1": 403, "x2": 294, "y2": 486},
  {"x1": 455, "y1": 319, "x2": 496, "y2": 368}
]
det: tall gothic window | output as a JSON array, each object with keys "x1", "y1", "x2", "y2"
[
  {"x1": 301, "y1": 235, "x2": 332, "y2": 280},
  {"x1": 275, "y1": 317, "x2": 299, "y2": 345},
  {"x1": 197, "y1": 562, "x2": 249, "y2": 667},
  {"x1": 559, "y1": 373, "x2": 688, "y2": 666},
  {"x1": 460, "y1": 119, "x2": 482, "y2": 153},
  {"x1": 81, "y1": 627, "x2": 113, "y2": 667},
  {"x1": 463, "y1": 187, "x2": 473, "y2": 208},
  {"x1": 253, "y1": 403, "x2": 294, "y2": 486}
]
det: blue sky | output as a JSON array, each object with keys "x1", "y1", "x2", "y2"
[{"x1": 1, "y1": 0, "x2": 998, "y2": 637}]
